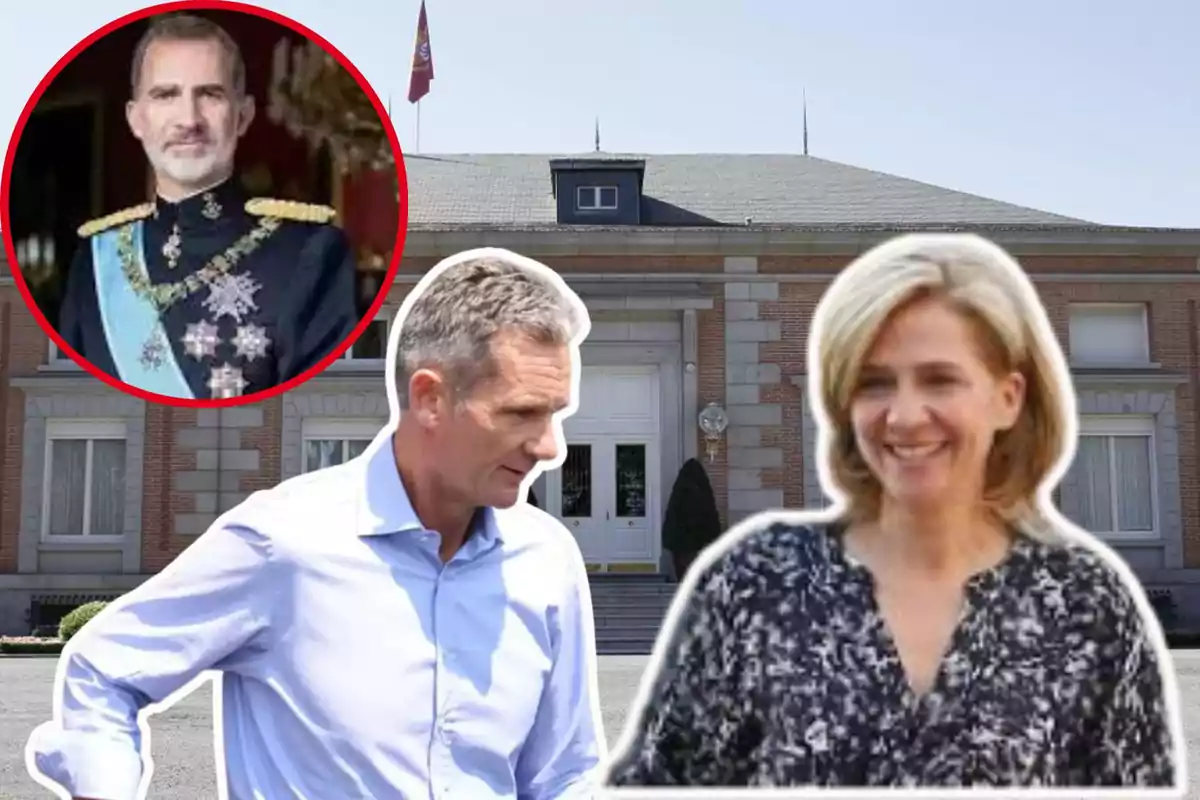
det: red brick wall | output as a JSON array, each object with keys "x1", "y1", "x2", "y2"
[
  {"x1": 697, "y1": 287, "x2": 728, "y2": 529},
  {"x1": 760, "y1": 282, "x2": 824, "y2": 507},
  {"x1": 1, "y1": 294, "x2": 23, "y2": 573},
  {"x1": 1022, "y1": 255, "x2": 1197, "y2": 275},
  {"x1": 0, "y1": 285, "x2": 49, "y2": 573},
  {"x1": 140, "y1": 407, "x2": 197, "y2": 573}
]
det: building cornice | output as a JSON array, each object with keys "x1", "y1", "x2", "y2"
[
  {"x1": 0, "y1": 574, "x2": 148, "y2": 591},
  {"x1": 403, "y1": 226, "x2": 1200, "y2": 259},
  {"x1": 393, "y1": 271, "x2": 1200, "y2": 285},
  {"x1": 10, "y1": 371, "x2": 131, "y2": 391}
]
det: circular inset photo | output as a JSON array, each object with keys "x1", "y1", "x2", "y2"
[{"x1": 2, "y1": 0, "x2": 407, "y2": 406}]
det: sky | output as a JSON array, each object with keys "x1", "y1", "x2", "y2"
[{"x1": 1, "y1": 0, "x2": 1196, "y2": 228}]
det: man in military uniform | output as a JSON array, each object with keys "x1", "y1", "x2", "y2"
[{"x1": 58, "y1": 13, "x2": 358, "y2": 400}]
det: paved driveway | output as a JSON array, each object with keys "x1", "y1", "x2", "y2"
[{"x1": 2, "y1": 653, "x2": 1197, "y2": 798}]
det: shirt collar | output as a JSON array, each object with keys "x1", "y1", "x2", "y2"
[
  {"x1": 353, "y1": 425, "x2": 504, "y2": 545},
  {"x1": 153, "y1": 175, "x2": 243, "y2": 231}
]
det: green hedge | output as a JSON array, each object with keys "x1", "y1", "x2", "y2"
[
  {"x1": 58, "y1": 600, "x2": 110, "y2": 642},
  {"x1": 0, "y1": 637, "x2": 64, "y2": 655}
]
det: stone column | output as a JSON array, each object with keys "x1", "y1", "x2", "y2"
[
  {"x1": 723, "y1": 257, "x2": 784, "y2": 525},
  {"x1": 172, "y1": 406, "x2": 263, "y2": 535}
]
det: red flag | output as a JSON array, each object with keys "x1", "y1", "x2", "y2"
[{"x1": 407, "y1": 1, "x2": 434, "y2": 103}]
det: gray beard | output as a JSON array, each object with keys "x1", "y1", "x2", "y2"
[{"x1": 148, "y1": 149, "x2": 224, "y2": 189}]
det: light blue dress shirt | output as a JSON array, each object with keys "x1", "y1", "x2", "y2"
[{"x1": 27, "y1": 426, "x2": 605, "y2": 799}]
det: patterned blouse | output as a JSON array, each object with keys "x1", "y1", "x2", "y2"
[{"x1": 605, "y1": 520, "x2": 1179, "y2": 788}]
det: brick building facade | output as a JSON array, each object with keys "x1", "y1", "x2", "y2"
[{"x1": 3, "y1": 152, "x2": 1200, "y2": 635}]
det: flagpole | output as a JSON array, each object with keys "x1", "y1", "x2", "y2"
[{"x1": 408, "y1": 0, "x2": 431, "y2": 155}]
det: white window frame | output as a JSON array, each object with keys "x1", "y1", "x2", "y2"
[
  {"x1": 1076, "y1": 414, "x2": 1159, "y2": 539},
  {"x1": 334, "y1": 307, "x2": 394, "y2": 367},
  {"x1": 1067, "y1": 303, "x2": 1152, "y2": 367},
  {"x1": 300, "y1": 419, "x2": 385, "y2": 473},
  {"x1": 45, "y1": 339, "x2": 80, "y2": 368},
  {"x1": 41, "y1": 419, "x2": 127, "y2": 543},
  {"x1": 576, "y1": 185, "x2": 618, "y2": 211}
]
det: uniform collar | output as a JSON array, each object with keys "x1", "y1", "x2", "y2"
[
  {"x1": 354, "y1": 425, "x2": 504, "y2": 544},
  {"x1": 153, "y1": 176, "x2": 244, "y2": 230}
]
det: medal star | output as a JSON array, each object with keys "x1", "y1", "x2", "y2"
[
  {"x1": 202, "y1": 273, "x2": 261, "y2": 323},
  {"x1": 182, "y1": 320, "x2": 221, "y2": 361},
  {"x1": 208, "y1": 364, "x2": 248, "y2": 399},
  {"x1": 232, "y1": 324, "x2": 271, "y2": 362}
]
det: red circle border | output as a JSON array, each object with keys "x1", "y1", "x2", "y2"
[{"x1": 0, "y1": 0, "x2": 409, "y2": 409}]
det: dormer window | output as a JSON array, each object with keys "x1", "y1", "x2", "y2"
[
  {"x1": 576, "y1": 185, "x2": 618, "y2": 211},
  {"x1": 549, "y1": 158, "x2": 643, "y2": 224}
]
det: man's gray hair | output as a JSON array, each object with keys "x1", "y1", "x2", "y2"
[
  {"x1": 394, "y1": 255, "x2": 582, "y2": 408},
  {"x1": 131, "y1": 13, "x2": 246, "y2": 97}
]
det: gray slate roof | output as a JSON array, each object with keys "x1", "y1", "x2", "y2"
[{"x1": 403, "y1": 153, "x2": 1091, "y2": 228}]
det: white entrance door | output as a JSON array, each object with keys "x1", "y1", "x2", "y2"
[
  {"x1": 551, "y1": 436, "x2": 609, "y2": 564},
  {"x1": 545, "y1": 366, "x2": 661, "y2": 569},
  {"x1": 605, "y1": 438, "x2": 657, "y2": 562}
]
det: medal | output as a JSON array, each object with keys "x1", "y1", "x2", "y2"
[
  {"x1": 162, "y1": 224, "x2": 182, "y2": 270},
  {"x1": 208, "y1": 364, "x2": 248, "y2": 399},
  {"x1": 233, "y1": 324, "x2": 271, "y2": 361},
  {"x1": 182, "y1": 320, "x2": 221, "y2": 360},
  {"x1": 202, "y1": 273, "x2": 261, "y2": 323}
]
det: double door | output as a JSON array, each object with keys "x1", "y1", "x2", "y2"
[{"x1": 544, "y1": 434, "x2": 658, "y2": 567}]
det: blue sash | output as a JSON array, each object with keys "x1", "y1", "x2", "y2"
[{"x1": 92, "y1": 223, "x2": 194, "y2": 398}]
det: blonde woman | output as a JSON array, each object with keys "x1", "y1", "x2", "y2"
[{"x1": 604, "y1": 233, "x2": 1182, "y2": 789}]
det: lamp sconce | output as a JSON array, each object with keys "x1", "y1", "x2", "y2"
[{"x1": 698, "y1": 401, "x2": 729, "y2": 464}]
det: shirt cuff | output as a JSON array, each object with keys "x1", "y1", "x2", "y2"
[{"x1": 28, "y1": 723, "x2": 144, "y2": 800}]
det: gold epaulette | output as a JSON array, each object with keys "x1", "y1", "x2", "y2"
[
  {"x1": 245, "y1": 197, "x2": 337, "y2": 224},
  {"x1": 76, "y1": 203, "x2": 155, "y2": 238}
]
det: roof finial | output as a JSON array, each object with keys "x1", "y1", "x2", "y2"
[
  {"x1": 594, "y1": 117, "x2": 601, "y2": 152},
  {"x1": 802, "y1": 90, "x2": 809, "y2": 156}
]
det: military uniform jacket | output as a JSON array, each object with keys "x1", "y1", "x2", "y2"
[{"x1": 58, "y1": 178, "x2": 358, "y2": 399}]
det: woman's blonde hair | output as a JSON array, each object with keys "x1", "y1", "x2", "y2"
[{"x1": 806, "y1": 233, "x2": 1078, "y2": 542}]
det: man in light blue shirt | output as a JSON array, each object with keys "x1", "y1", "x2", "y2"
[{"x1": 27, "y1": 249, "x2": 605, "y2": 799}]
